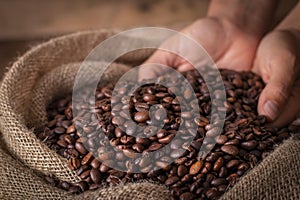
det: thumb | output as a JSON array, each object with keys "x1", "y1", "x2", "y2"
[{"x1": 254, "y1": 30, "x2": 298, "y2": 122}]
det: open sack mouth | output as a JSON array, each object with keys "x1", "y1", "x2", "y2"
[{"x1": 0, "y1": 30, "x2": 299, "y2": 200}]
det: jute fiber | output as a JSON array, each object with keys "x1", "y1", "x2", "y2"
[{"x1": 0, "y1": 30, "x2": 299, "y2": 199}]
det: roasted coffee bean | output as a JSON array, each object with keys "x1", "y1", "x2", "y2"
[
  {"x1": 74, "y1": 181, "x2": 89, "y2": 192},
  {"x1": 81, "y1": 152, "x2": 94, "y2": 165},
  {"x1": 221, "y1": 145, "x2": 239, "y2": 156},
  {"x1": 75, "y1": 142, "x2": 88, "y2": 155},
  {"x1": 54, "y1": 127, "x2": 65, "y2": 134},
  {"x1": 90, "y1": 158, "x2": 101, "y2": 169},
  {"x1": 143, "y1": 94, "x2": 156, "y2": 102},
  {"x1": 158, "y1": 133, "x2": 175, "y2": 144},
  {"x1": 134, "y1": 110, "x2": 150, "y2": 123},
  {"x1": 179, "y1": 192, "x2": 195, "y2": 200},
  {"x1": 241, "y1": 140, "x2": 258, "y2": 150},
  {"x1": 165, "y1": 176, "x2": 180, "y2": 186},
  {"x1": 177, "y1": 165, "x2": 188, "y2": 177},
  {"x1": 68, "y1": 185, "x2": 81, "y2": 194},
  {"x1": 211, "y1": 178, "x2": 228, "y2": 187},
  {"x1": 90, "y1": 168, "x2": 102, "y2": 184},
  {"x1": 189, "y1": 161, "x2": 203, "y2": 175},
  {"x1": 213, "y1": 157, "x2": 224, "y2": 172}
]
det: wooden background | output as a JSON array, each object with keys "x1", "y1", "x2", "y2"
[{"x1": 0, "y1": 0, "x2": 298, "y2": 79}]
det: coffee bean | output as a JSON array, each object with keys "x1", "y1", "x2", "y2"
[
  {"x1": 134, "y1": 111, "x2": 150, "y2": 123},
  {"x1": 226, "y1": 159, "x2": 240, "y2": 169},
  {"x1": 57, "y1": 140, "x2": 67, "y2": 148},
  {"x1": 158, "y1": 133, "x2": 175, "y2": 144},
  {"x1": 221, "y1": 145, "x2": 239, "y2": 156},
  {"x1": 189, "y1": 161, "x2": 203, "y2": 175},
  {"x1": 54, "y1": 127, "x2": 65, "y2": 134},
  {"x1": 61, "y1": 181, "x2": 70, "y2": 190},
  {"x1": 68, "y1": 185, "x2": 81, "y2": 194},
  {"x1": 131, "y1": 143, "x2": 143, "y2": 152},
  {"x1": 79, "y1": 170, "x2": 91, "y2": 179},
  {"x1": 81, "y1": 152, "x2": 93, "y2": 165},
  {"x1": 148, "y1": 142, "x2": 163, "y2": 151},
  {"x1": 123, "y1": 149, "x2": 139, "y2": 159},
  {"x1": 75, "y1": 142, "x2": 88, "y2": 155},
  {"x1": 90, "y1": 168, "x2": 102, "y2": 183},
  {"x1": 143, "y1": 94, "x2": 156, "y2": 102},
  {"x1": 213, "y1": 157, "x2": 224, "y2": 172},
  {"x1": 179, "y1": 192, "x2": 195, "y2": 200},
  {"x1": 165, "y1": 176, "x2": 180, "y2": 186},
  {"x1": 90, "y1": 158, "x2": 100, "y2": 169},
  {"x1": 177, "y1": 165, "x2": 188, "y2": 177},
  {"x1": 211, "y1": 178, "x2": 228, "y2": 187},
  {"x1": 241, "y1": 140, "x2": 258, "y2": 150},
  {"x1": 216, "y1": 135, "x2": 228, "y2": 145}
]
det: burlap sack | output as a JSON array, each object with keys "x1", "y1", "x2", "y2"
[{"x1": 0, "y1": 30, "x2": 299, "y2": 199}]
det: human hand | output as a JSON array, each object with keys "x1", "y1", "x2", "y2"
[
  {"x1": 139, "y1": 17, "x2": 260, "y2": 80},
  {"x1": 254, "y1": 29, "x2": 300, "y2": 126}
]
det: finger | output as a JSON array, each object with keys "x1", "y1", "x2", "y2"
[
  {"x1": 254, "y1": 31, "x2": 299, "y2": 122},
  {"x1": 138, "y1": 50, "x2": 172, "y2": 81},
  {"x1": 270, "y1": 81, "x2": 300, "y2": 127}
]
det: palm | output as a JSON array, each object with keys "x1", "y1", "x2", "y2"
[{"x1": 140, "y1": 18, "x2": 260, "y2": 80}]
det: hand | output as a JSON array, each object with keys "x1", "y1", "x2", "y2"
[
  {"x1": 139, "y1": 17, "x2": 260, "y2": 80},
  {"x1": 254, "y1": 29, "x2": 300, "y2": 126}
]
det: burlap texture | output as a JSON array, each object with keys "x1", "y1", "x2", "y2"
[{"x1": 0, "y1": 30, "x2": 299, "y2": 199}]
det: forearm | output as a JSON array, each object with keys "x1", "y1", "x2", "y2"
[
  {"x1": 277, "y1": 2, "x2": 300, "y2": 31},
  {"x1": 207, "y1": 0, "x2": 278, "y2": 37}
]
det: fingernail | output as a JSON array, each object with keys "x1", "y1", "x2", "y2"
[{"x1": 263, "y1": 100, "x2": 279, "y2": 121}]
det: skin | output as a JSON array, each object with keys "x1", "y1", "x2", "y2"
[{"x1": 139, "y1": 0, "x2": 300, "y2": 127}]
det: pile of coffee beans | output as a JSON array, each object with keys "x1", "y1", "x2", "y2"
[{"x1": 38, "y1": 68, "x2": 296, "y2": 200}]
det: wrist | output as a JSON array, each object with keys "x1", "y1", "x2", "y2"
[{"x1": 207, "y1": 0, "x2": 278, "y2": 37}]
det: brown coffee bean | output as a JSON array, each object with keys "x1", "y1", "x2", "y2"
[
  {"x1": 134, "y1": 111, "x2": 150, "y2": 123},
  {"x1": 61, "y1": 181, "x2": 70, "y2": 190},
  {"x1": 226, "y1": 159, "x2": 240, "y2": 169},
  {"x1": 179, "y1": 192, "x2": 195, "y2": 200},
  {"x1": 201, "y1": 162, "x2": 212, "y2": 174},
  {"x1": 213, "y1": 157, "x2": 224, "y2": 172},
  {"x1": 165, "y1": 176, "x2": 180, "y2": 186},
  {"x1": 79, "y1": 169, "x2": 91, "y2": 179},
  {"x1": 68, "y1": 185, "x2": 81, "y2": 194},
  {"x1": 132, "y1": 143, "x2": 144, "y2": 153},
  {"x1": 99, "y1": 164, "x2": 110, "y2": 173},
  {"x1": 81, "y1": 152, "x2": 94, "y2": 165},
  {"x1": 75, "y1": 142, "x2": 88, "y2": 155},
  {"x1": 90, "y1": 159, "x2": 101, "y2": 169},
  {"x1": 115, "y1": 127, "x2": 125, "y2": 137},
  {"x1": 216, "y1": 135, "x2": 228, "y2": 145},
  {"x1": 143, "y1": 94, "x2": 156, "y2": 102},
  {"x1": 177, "y1": 165, "x2": 188, "y2": 177},
  {"x1": 158, "y1": 133, "x2": 175, "y2": 144},
  {"x1": 54, "y1": 127, "x2": 65, "y2": 134},
  {"x1": 90, "y1": 168, "x2": 102, "y2": 184},
  {"x1": 148, "y1": 142, "x2": 163, "y2": 151},
  {"x1": 241, "y1": 140, "x2": 258, "y2": 150},
  {"x1": 66, "y1": 125, "x2": 76, "y2": 134},
  {"x1": 123, "y1": 149, "x2": 139, "y2": 159},
  {"x1": 136, "y1": 137, "x2": 151, "y2": 146},
  {"x1": 57, "y1": 140, "x2": 67, "y2": 148},
  {"x1": 189, "y1": 161, "x2": 203, "y2": 175},
  {"x1": 221, "y1": 145, "x2": 239, "y2": 156},
  {"x1": 68, "y1": 158, "x2": 80, "y2": 170},
  {"x1": 237, "y1": 162, "x2": 250, "y2": 171}
]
